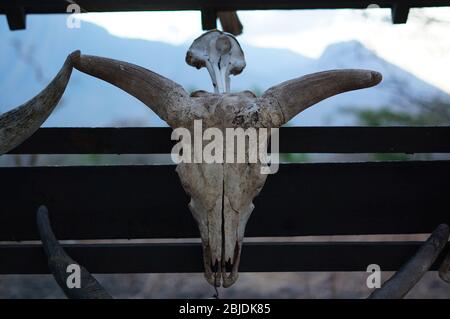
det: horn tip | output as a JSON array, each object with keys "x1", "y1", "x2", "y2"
[
  {"x1": 371, "y1": 71, "x2": 382, "y2": 85},
  {"x1": 37, "y1": 204, "x2": 48, "y2": 212},
  {"x1": 69, "y1": 50, "x2": 81, "y2": 65}
]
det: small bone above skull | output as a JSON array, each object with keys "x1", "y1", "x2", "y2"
[{"x1": 186, "y1": 30, "x2": 245, "y2": 94}]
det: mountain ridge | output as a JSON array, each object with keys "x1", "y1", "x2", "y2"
[{"x1": 1, "y1": 15, "x2": 447, "y2": 126}]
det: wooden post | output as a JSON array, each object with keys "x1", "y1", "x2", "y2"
[
  {"x1": 391, "y1": 3, "x2": 410, "y2": 24},
  {"x1": 6, "y1": 6, "x2": 26, "y2": 30},
  {"x1": 201, "y1": 8, "x2": 218, "y2": 30}
]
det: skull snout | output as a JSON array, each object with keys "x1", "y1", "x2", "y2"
[
  {"x1": 202, "y1": 238, "x2": 242, "y2": 288},
  {"x1": 190, "y1": 199, "x2": 247, "y2": 288}
]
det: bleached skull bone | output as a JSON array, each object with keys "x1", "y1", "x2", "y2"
[
  {"x1": 186, "y1": 30, "x2": 245, "y2": 93},
  {"x1": 0, "y1": 32, "x2": 382, "y2": 288},
  {"x1": 175, "y1": 89, "x2": 279, "y2": 287}
]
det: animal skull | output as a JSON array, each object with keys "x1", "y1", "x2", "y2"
[{"x1": 0, "y1": 31, "x2": 382, "y2": 288}]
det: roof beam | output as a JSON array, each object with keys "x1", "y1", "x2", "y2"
[
  {"x1": 2, "y1": 1, "x2": 450, "y2": 14},
  {"x1": 1, "y1": 1, "x2": 450, "y2": 30}
]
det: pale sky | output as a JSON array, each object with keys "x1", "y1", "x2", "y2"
[{"x1": 80, "y1": 8, "x2": 450, "y2": 93}]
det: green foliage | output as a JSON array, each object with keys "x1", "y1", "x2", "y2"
[
  {"x1": 372, "y1": 153, "x2": 409, "y2": 161},
  {"x1": 187, "y1": 86, "x2": 199, "y2": 94},
  {"x1": 345, "y1": 98, "x2": 450, "y2": 161},
  {"x1": 251, "y1": 86, "x2": 263, "y2": 97},
  {"x1": 280, "y1": 153, "x2": 309, "y2": 163},
  {"x1": 353, "y1": 108, "x2": 418, "y2": 126},
  {"x1": 348, "y1": 107, "x2": 450, "y2": 126}
]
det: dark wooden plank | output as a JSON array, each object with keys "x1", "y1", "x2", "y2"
[
  {"x1": 0, "y1": 161, "x2": 449, "y2": 241},
  {"x1": 7, "y1": 127, "x2": 450, "y2": 154},
  {"x1": 278, "y1": 126, "x2": 450, "y2": 153},
  {"x1": 1, "y1": 1, "x2": 450, "y2": 14},
  {"x1": 5, "y1": 6, "x2": 26, "y2": 30},
  {"x1": 9, "y1": 127, "x2": 174, "y2": 154},
  {"x1": 391, "y1": 3, "x2": 410, "y2": 23},
  {"x1": 0, "y1": 242, "x2": 448, "y2": 274}
]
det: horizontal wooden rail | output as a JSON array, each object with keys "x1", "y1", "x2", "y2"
[
  {"x1": 0, "y1": 161, "x2": 449, "y2": 241},
  {"x1": 1, "y1": 0, "x2": 450, "y2": 14},
  {"x1": 7, "y1": 127, "x2": 450, "y2": 154},
  {"x1": 0, "y1": 242, "x2": 448, "y2": 274}
]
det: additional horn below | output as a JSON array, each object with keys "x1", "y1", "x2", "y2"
[
  {"x1": 439, "y1": 252, "x2": 450, "y2": 283},
  {"x1": 37, "y1": 205, "x2": 112, "y2": 299},
  {"x1": 368, "y1": 224, "x2": 449, "y2": 299}
]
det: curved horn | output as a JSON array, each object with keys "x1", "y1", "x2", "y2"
[
  {"x1": 70, "y1": 51, "x2": 193, "y2": 127},
  {"x1": 369, "y1": 224, "x2": 449, "y2": 299},
  {"x1": 0, "y1": 55, "x2": 74, "y2": 155},
  {"x1": 37, "y1": 206, "x2": 112, "y2": 299},
  {"x1": 439, "y1": 252, "x2": 450, "y2": 283},
  {"x1": 262, "y1": 69, "x2": 382, "y2": 124}
]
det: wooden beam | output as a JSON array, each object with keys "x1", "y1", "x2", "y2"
[
  {"x1": 0, "y1": 161, "x2": 449, "y2": 241},
  {"x1": 201, "y1": 8, "x2": 217, "y2": 30},
  {"x1": 1, "y1": 1, "x2": 449, "y2": 31},
  {"x1": 1, "y1": 1, "x2": 450, "y2": 14},
  {"x1": 7, "y1": 127, "x2": 450, "y2": 154},
  {"x1": 0, "y1": 242, "x2": 448, "y2": 274},
  {"x1": 391, "y1": 3, "x2": 410, "y2": 24},
  {"x1": 5, "y1": 6, "x2": 26, "y2": 30}
]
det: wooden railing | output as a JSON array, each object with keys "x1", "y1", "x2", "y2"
[{"x1": 0, "y1": 126, "x2": 449, "y2": 275}]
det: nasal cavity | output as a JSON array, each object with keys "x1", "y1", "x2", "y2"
[{"x1": 210, "y1": 259, "x2": 220, "y2": 273}]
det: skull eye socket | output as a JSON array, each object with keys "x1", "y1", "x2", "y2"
[
  {"x1": 185, "y1": 52, "x2": 206, "y2": 69},
  {"x1": 230, "y1": 63, "x2": 245, "y2": 75}
]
